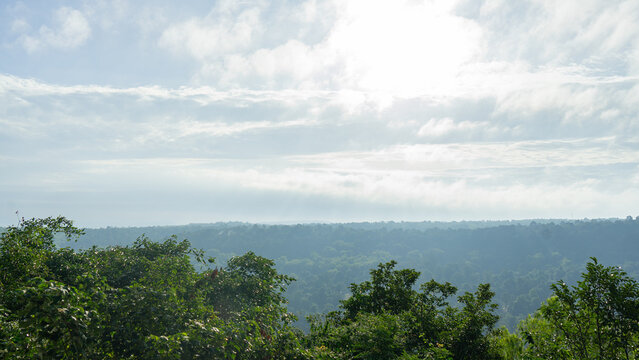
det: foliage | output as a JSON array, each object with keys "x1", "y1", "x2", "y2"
[
  {"x1": 307, "y1": 261, "x2": 501, "y2": 360},
  {"x1": 341, "y1": 260, "x2": 420, "y2": 318},
  {"x1": 7, "y1": 278, "x2": 92, "y2": 359},
  {"x1": 487, "y1": 327, "x2": 526, "y2": 360},
  {"x1": 3, "y1": 216, "x2": 639, "y2": 359},
  {"x1": 0, "y1": 217, "x2": 83, "y2": 295},
  {"x1": 0, "y1": 217, "x2": 304, "y2": 359},
  {"x1": 76, "y1": 218, "x2": 639, "y2": 330},
  {"x1": 520, "y1": 257, "x2": 639, "y2": 359},
  {"x1": 206, "y1": 251, "x2": 295, "y2": 321}
]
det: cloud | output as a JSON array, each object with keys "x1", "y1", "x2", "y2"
[
  {"x1": 288, "y1": 138, "x2": 639, "y2": 174},
  {"x1": 81, "y1": 0, "x2": 132, "y2": 32},
  {"x1": 324, "y1": 0, "x2": 481, "y2": 94},
  {"x1": 213, "y1": 40, "x2": 327, "y2": 89},
  {"x1": 471, "y1": 0, "x2": 639, "y2": 69},
  {"x1": 2, "y1": 72, "x2": 638, "y2": 157},
  {"x1": 10, "y1": 18, "x2": 30, "y2": 33},
  {"x1": 2, "y1": 72, "x2": 638, "y2": 225},
  {"x1": 149, "y1": 0, "x2": 639, "y2": 130},
  {"x1": 158, "y1": 5, "x2": 262, "y2": 61},
  {"x1": 417, "y1": 118, "x2": 486, "y2": 138},
  {"x1": 19, "y1": 7, "x2": 91, "y2": 52},
  {"x1": 0, "y1": 74, "x2": 345, "y2": 160},
  {"x1": 155, "y1": 0, "x2": 484, "y2": 94},
  {"x1": 3, "y1": 0, "x2": 639, "y2": 226},
  {"x1": 6, "y1": 136, "x2": 637, "y2": 225}
]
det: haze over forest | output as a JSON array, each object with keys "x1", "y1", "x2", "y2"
[
  {"x1": 2, "y1": 0, "x2": 639, "y2": 226},
  {"x1": 69, "y1": 218, "x2": 639, "y2": 331}
]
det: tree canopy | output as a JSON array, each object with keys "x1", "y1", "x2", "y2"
[
  {"x1": 518, "y1": 257, "x2": 639, "y2": 359},
  {"x1": 1, "y1": 217, "x2": 638, "y2": 359},
  {"x1": 0, "y1": 217, "x2": 303, "y2": 359}
]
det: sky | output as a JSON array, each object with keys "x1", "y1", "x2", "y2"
[{"x1": 1, "y1": 0, "x2": 639, "y2": 227}]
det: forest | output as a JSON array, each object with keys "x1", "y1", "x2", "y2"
[
  {"x1": 74, "y1": 218, "x2": 639, "y2": 330},
  {"x1": 1, "y1": 216, "x2": 638, "y2": 359}
]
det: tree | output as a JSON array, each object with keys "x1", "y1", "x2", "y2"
[
  {"x1": 520, "y1": 257, "x2": 639, "y2": 359},
  {"x1": 488, "y1": 327, "x2": 526, "y2": 360},
  {"x1": 0, "y1": 217, "x2": 83, "y2": 295},
  {"x1": 206, "y1": 251, "x2": 295, "y2": 320},
  {"x1": 443, "y1": 283, "x2": 500, "y2": 360},
  {"x1": 341, "y1": 261, "x2": 420, "y2": 319},
  {"x1": 0, "y1": 217, "x2": 308, "y2": 359},
  {"x1": 307, "y1": 261, "x2": 501, "y2": 360}
]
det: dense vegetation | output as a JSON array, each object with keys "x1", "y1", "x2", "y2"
[
  {"x1": 1, "y1": 217, "x2": 304, "y2": 359},
  {"x1": 75, "y1": 218, "x2": 639, "y2": 330},
  {"x1": 1, "y1": 217, "x2": 638, "y2": 359}
]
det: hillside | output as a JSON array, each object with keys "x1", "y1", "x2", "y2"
[{"x1": 68, "y1": 217, "x2": 639, "y2": 330}]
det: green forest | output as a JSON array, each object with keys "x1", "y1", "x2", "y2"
[
  {"x1": 1, "y1": 217, "x2": 639, "y2": 359},
  {"x1": 74, "y1": 218, "x2": 639, "y2": 331}
]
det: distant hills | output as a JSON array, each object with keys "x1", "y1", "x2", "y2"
[{"x1": 52, "y1": 217, "x2": 639, "y2": 330}]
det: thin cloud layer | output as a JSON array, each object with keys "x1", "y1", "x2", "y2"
[
  {"x1": 0, "y1": 0, "x2": 638, "y2": 226},
  {"x1": 16, "y1": 6, "x2": 91, "y2": 52}
]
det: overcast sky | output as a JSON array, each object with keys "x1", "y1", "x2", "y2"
[{"x1": 1, "y1": 0, "x2": 639, "y2": 227}]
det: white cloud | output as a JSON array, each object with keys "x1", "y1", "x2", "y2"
[
  {"x1": 474, "y1": 0, "x2": 639, "y2": 69},
  {"x1": 417, "y1": 118, "x2": 485, "y2": 138},
  {"x1": 537, "y1": 0, "x2": 639, "y2": 55},
  {"x1": 158, "y1": 6, "x2": 261, "y2": 61},
  {"x1": 150, "y1": 0, "x2": 639, "y2": 126},
  {"x1": 289, "y1": 138, "x2": 639, "y2": 173},
  {"x1": 156, "y1": 0, "x2": 483, "y2": 95},
  {"x1": 19, "y1": 136, "x2": 636, "y2": 224},
  {"x1": 166, "y1": 118, "x2": 313, "y2": 138},
  {"x1": 10, "y1": 18, "x2": 30, "y2": 33},
  {"x1": 20, "y1": 7, "x2": 91, "y2": 52},
  {"x1": 0, "y1": 73, "x2": 389, "y2": 116},
  {"x1": 81, "y1": 0, "x2": 131, "y2": 32},
  {"x1": 3, "y1": 0, "x2": 639, "y2": 225},
  {"x1": 195, "y1": 139, "x2": 639, "y2": 216},
  {"x1": 2, "y1": 72, "x2": 637, "y2": 154},
  {"x1": 210, "y1": 39, "x2": 332, "y2": 89},
  {"x1": 324, "y1": 0, "x2": 481, "y2": 95},
  {"x1": 2, "y1": 69, "x2": 638, "y2": 224}
]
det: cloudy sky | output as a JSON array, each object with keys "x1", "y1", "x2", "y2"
[{"x1": 1, "y1": 0, "x2": 638, "y2": 227}]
